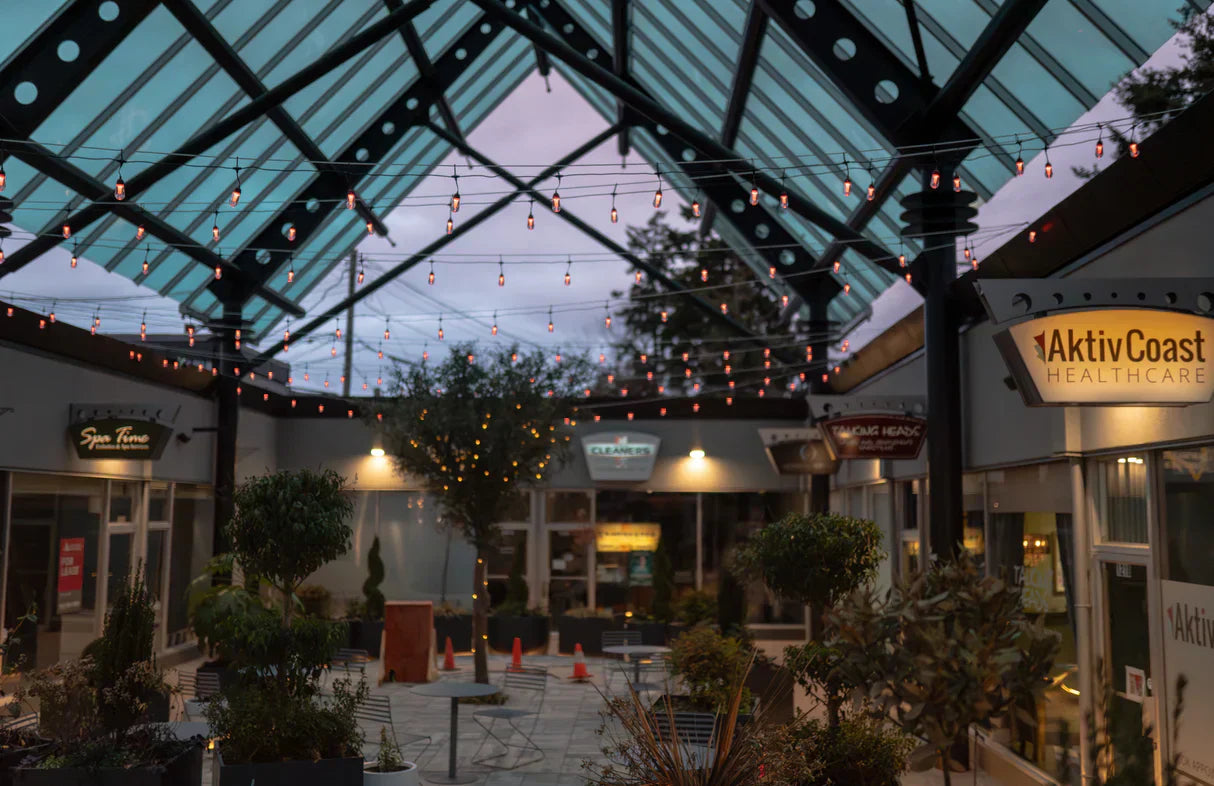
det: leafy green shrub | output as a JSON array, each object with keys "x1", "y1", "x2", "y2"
[
  {"x1": 363, "y1": 535, "x2": 386, "y2": 620},
  {"x1": 673, "y1": 590, "x2": 717, "y2": 627},
  {"x1": 668, "y1": 626, "x2": 752, "y2": 713},
  {"x1": 370, "y1": 726, "x2": 408, "y2": 773},
  {"x1": 757, "y1": 713, "x2": 912, "y2": 786},
  {"x1": 563, "y1": 606, "x2": 613, "y2": 619}
]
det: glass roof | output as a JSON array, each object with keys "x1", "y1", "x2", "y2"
[{"x1": 1, "y1": 0, "x2": 1185, "y2": 340}]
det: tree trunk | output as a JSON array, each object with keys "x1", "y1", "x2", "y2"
[
  {"x1": 473, "y1": 552, "x2": 489, "y2": 684},
  {"x1": 940, "y1": 748, "x2": 952, "y2": 786}
]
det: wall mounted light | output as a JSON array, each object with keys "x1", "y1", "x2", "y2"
[
  {"x1": 688, "y1": 449, "x2": 705, "y2": 460},
  {"x1": 370, "y1": 448, "x2": 385, "y2": 457}
]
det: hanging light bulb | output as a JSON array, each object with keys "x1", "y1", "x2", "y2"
[
  {"x1": 604, "y1": 303, "x2": 612, "y2": 329},
  {"x1": 0, "y1": 163, "x2": 7, "y2": 192},
  {"x1": 214, "y1": 265, "x2": 222, "y2": 280},
  {"x1": 1043, "y1": 149, "x2": 1053, "y2": 179},
  {"x1": 899, "y1": 252, "x2": 907, "y2": 268},
  {"x1": 635, "y1": 270, "x2": 642, "y2": 285},
  {"x1": 498, "y1": 258, "x2": 505, "y2": 287},
  {"x1": 653, "y1": 169, "x2": 663, "y2": 208},
  {"x1": 719, "y1": 302, "x2": 728, "y2": 314},
  {"x1": 963, "y1": 243, "x2": 971, "y2": 260},
  {"x1": 70, "y1": 242, "x2": 78, "y2": 269},
  {"x1": 691, "y1": 190, "x2": 701, "y2": 217},
  {"x1": 141, "y1": 246, "x2": 149, "y2": 275},
  {"x1": 346, "y1": 188, "x2": 356, "y2": 209},
  {"x1": 953, "y1": 172, "x2": 962, "y2": 192},
  {"x1": 437, "y1": 315, "x2": 444, "y2": 340},
  {"x1": 844, "y1": 281, "x2": 851, "y2": 295},
  {"x1": 287, "y1": 256, "x2": 295, "y2": 284},
  {"x1": 547, "y1": 306, "x2": 554, "y2": 333},
  {"x1": 552, "y1": 172, "x2": 562, "y2": 212},
  {"x1": 660, "y1": 310, "x2": 667, "y2": 323},
  {"x1": 781, "y1": 294, "x2": 789, "y2": 307},
  {"x1": 358, "y1": 265, "x2": 365, "y2": 285},
  {"x1": 491, "y1": 312, "x2": 498, "y2": 336},
  {"x1": 1095, "y1": 125, "x2": 1104, "y2": 158},
  {"x1": 842, "y1": 157, "x2": 852, "y2": 197},
  {"x1": 832, "y1": 260, "x2": 840, "y2": 274},
  {"x1": 700, "y1": 268, "x2": 708, "y2": 283},
  {"x1": 212, "y1": 210, "x2": 221, "y2": 242},
  {"x1": 287, "y1": 225, "x2": 296, "y2": 242},
  {"x1": 610, "y1": 185, "x2": 618, "y2": 224},
  {"x1": 769, "y1": 266, "x2": 776, "y2": 279},
  {"x1": 905, "y1": 272, "x2": 913, "y2": 283},
  {"x1": 930, "y1": 168, "x2": 941, "y2": 189},
  {"x1": 230, "y1": 160, "x2": 242, "y2": 207},
  {"x1": 450, "y1": 167, "x2": 461, "y2": 213},
  {"x1": 599, "y1": 352, "x2": 606, "y2": 364},
  {"x1": 866, "y1": 166, "x2": 875, "y2": 201},
  {"x1": 383, "y1": 320, "x2": 390, "y2": 340},
  {"x1": 366, "y1": 221, "x2": 374, "y2": 235},
  {"x1": 428, "y1": 262, "x2": 435, "y2": 285},
  {"x1": 563, "y1": 259, "x2": 572, "y2": 286},
  {"x1": 683, "y1": 351, "x2": 690, "y2": 362},
  {"x1": 446, "y1": 211, "x2": 453, "y2": 235},
  {"x1": 1028, "y1": 229, "x2": 1037, "y2": 244},
  {"x1": 779, "y1": 170, "x2": 789, "y2": 209},
  {"x1": 526, "y1": 199, "x2": 535, "y2": 230},
  {"x1": 136, "y1": 224, "x2": 146, "y2": 241},
  {"x1": 1015, "y1": 138, "x2": 1025, "y2": 175},
  {"x1": 335, "y1": 321, "x2": 342, "y2": 340},
  {"x1": 1129, "y1": 125, "x2": 1140, "y2": 158},
  {"x1": 377, "y1": 344, "x2": 383, "y2": 359},
  {"x1": 140, "y1": 313, "x2": 146, "y2": 341}
]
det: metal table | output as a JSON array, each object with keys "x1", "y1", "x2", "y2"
[
  {"x1": 602, "y1": 644, "x2": 671, "y2": 688},
  {"x1": 411, "y1": 680, "x2": 500, "y2": 784}
]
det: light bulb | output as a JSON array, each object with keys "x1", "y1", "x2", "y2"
[
  {"x1": 287, "y1": 266, "x2": 294, "y2": 283},
  {"x1": 683, "y1": 352, "x2": 690, "y2": 362},
  {"x1": 358, "y1": 268, "x2": 365, "y2": 284},
  {"x1": 212, "y1": 221, "x2": 220, "y2": 242},
  {"x1": 287, "y1": 225, "x2": 296, "y2": 241},
  {"x1": 930, "y1": 169, "x2": 941, "y2": 189},
  {"x1": 214, "y1": 266, "x2": 221, "y2": 280},
  {"x1": 832, "y1": 260, "x2": 840, "y2": 273},
  {"x1": 843, "y1": 176, "x2": 852, "y2": 197},
  {"x1": 115, "y1": 177, "x2": 125, "y2": 201},
  {"x1": 749, "y1": 186, "x2": 758, "y2": 206},
  {"x1": 781, "y1": 294, "x2": 789, "y2": 307},
  {"x1": 71, "y1": 253, "x2": 78, "y2": 268},
  {"x1": 61, "y1": 223, "x2": 71, "y2": 239},
  {"x1": 492, "y1": 322, "x2": 498, "y2": 336},
  {"x1": 346, "y1": 189, "x2": 356, "y2": 209},
  {"x1": 691, "y1": 199, "x2": 701, "y2": 217},
  {"x1": 136, "y1": 225, "x2": 145, "y2": 241},
  {"x1": 142, "y1": 259, "x2": 149, "y2": 275},
  {"x1": 635, "y1": 270, "x2": 642, "y2": 284},
  {"x1": 0, "y1": 168, "x2": 6, "y2": 191},
  {"x1": 843, "y1": 281, "x2": 851, "y2": 294},
  {"x1": 446, "y1": 217, "x2": 453, "y2": 234},
  {"x1": 953, "y1": 173, "x2": 961, "y2": 192},
  {"x1": 599, "y1": 353, "x2": 606, "y2": 364},
  {"x1": 384, "y1": 325, "x2": 390, "y2": 340},
  {"x1": 723, "y1": 350, "x2": 730, "y2": 360},
  {"x1": 548, "y1": 319, "x2": 554, "y2": 333},
  {"x1": 1044, "y1": 161, "x2": 1053, "y2": 179},
  {"x1": 660, "y1": 310, "x2": 667, "y2": 322},
  {"x1": 700, "y1": 268, "x2": 707, "y2": 282},
  {"x1": 653, "y1": 187, "x2": 662, "y2": 208},
  {"x1": 1015, "y1": 156, "x2": 1025, "y2": 175},
  {"x1": 604, "y1": 314, "x2": 611, "y2": 329},
  {"x1": 366, "y1": 221, "x2": 374, "y2": 234},
  {"x1": 527, "y1": 207, "x2": 535, "y2": 230},
  {"x1": 552, "y1": 191, "x2": 561, "y2": 212},
  {"x1": 498, "y1": 270, "x2": 505, "y2": 287},
  {"x1": 451, "y1": 191, "x2": 460, "y2": 213},
  {"x1": 428, "y1": 266, "x2": 435, "y2": 285},
  {"x1": 1028, "y1": 230, "x2": 1037, "y2": 243},
  {"x1": 866, "y1": 183, "x2": 875, "y2": 201},
  {"x1": 780, "y1": 191, "x2": 788, "y2": 209},
  {"x1": 899, "y1": 253, "x2": 906, "y2": 267},
  {"x1": 769, "y1": 266, "x2": 776, "y2": 279},
  {"x1": 230, "y1": 186, "x2": 241, "y2": 207},
  {"x1": 640, "y1": 353, "x2": 647, "y2": 364},
  {"x1": 720, "y1": 303, "x2": 727, "y2": 314},
  {"x1": 1095, "y1": 139, "x2": 1104, "y2": 158},
  {"x1": 1129, "y1": 140, "x2": 1140, "y2": 158},
  {"x1": 610, "y1": 206, "x2": 618, "y2": 223},
  {"x1": 564, "y1": 269, "x2": 571, "y2": 287}
]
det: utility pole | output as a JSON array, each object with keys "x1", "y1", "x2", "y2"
[{"x1": 342, "y1": 251, "x2": 356, "y2": 396}]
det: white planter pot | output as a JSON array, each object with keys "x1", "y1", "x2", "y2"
[{"x1": 363, "y1": 761, "x2": 419, "y2": 786}]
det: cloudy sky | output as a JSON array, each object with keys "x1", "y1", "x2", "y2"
[{"x1": 0, "y1": 17, "x2": 1196, "y2": 393}]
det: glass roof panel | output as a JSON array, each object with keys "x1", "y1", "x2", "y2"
[
  {"x1": 1027, "y1": 2, "x2": 1134, "y2": 95},
  {"x1": 1091, "y1": 0, "x2": 1185, "y2": 48},
  {"x1": 420, "y1": 0, "x2": 484, "y2": 60},
  {"x1": 262, "y1": 1, "x2": 378, "y2": 87},
  {"x1": 310, "y1": 43, "x2": 411, "y2": 157},
  {"x1": 0, "y1": 4, "x2": 67, "y2": 72}
]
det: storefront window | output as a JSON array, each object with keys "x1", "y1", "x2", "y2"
[
  {"x1": 499, "y1": 490, "x2": 531, "y2": 523},
  {"x1": 168, "y1": 485, "x2": 212, "y2": 645},
  {"x1": 548, "y1": 528, "x2": 592, "y2": 614},
  {"x1": 3, "y1": 474, "x2": 105, "y2": 671},
  {"x1": 546, "y1": 490, "x2": 590, "y2": 523},
  {"x1": 1162, "y1": 447, "x2": 1214, "y2": 586},
  {"x1": 596, "y1": 491, "x2": 697, "y2": 612},
  {"x1": 1090, "y1": 455, "x2": 1148, "y2": 544},
  {"x1": 703, "y1": 493, "x2": 802, "y2": 625},
  {"x1": 487, "y1": 529, "x2": 527, "y2": 608}
]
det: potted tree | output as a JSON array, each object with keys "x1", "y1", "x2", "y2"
[
  {"x1": 488, "y1": 545, "x2": 548, "y2": 653},
  {"x1": 203, "y1": 468, "x2": 367, "y2": 786},
  {"x1": 347, "y1": 536, "x2": 386, "y2": 656},
  {"x1": 377, "y1": 344, "x2": 591, "y2": 682},
  {"x1": 364, "y1": 727, "x2": 419, "y2": 786},
  {"x1": 12, "y1": 572, "x2": 202, "y2": 786}
]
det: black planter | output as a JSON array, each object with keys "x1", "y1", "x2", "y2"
[
  {"x1": 434, "y1": 615, "x2": 473, "y2": 653},
  {"x1": 488, "y1": 615, "x2": 549, "y2": 654},
  {"x1": 626, "y1": 620, "x2": 668, "y2": 647},
  {"x1": 14, "y1": 743, "x2": 201, "y2": 786},
  {"x1": 557, "y1": 616, "x2": 615, "y2": 654},
  {"x1": 347, "y1": 619, "x2": 384, "y2": 657},
  {"x1": 214, "y1": 749, "x2": 363, "y2": 786},
  {"x1": 0, "y1": 739, "x2": 50, "y2": 786}
]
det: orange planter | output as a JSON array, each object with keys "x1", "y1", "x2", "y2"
[{"x1": 381, "y1": 601, "x2": 434, "y2": 684}]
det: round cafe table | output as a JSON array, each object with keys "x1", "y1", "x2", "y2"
[
  {"x1": 411, "y1": 680, "x2": 500, "y2": 784},
  {"x1": 602, "y1": 644, "x2": 671, "y2": 688}
]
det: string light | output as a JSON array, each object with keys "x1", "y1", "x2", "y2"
[
  {"x1": 844, "y1": 280, "x2": 851, "y2": 295},
  {"x1": 229, "y1": 159, "x2": 242, "y2": 207},
  {"x1": 491, "y1": 311, "x2": 498, "y2": 336},
  {"x1": 842, "y1": 156, "x2": 852, "y2": 197},
  {"x1": 781, "y1": 294, "x2": 789, "y2": 307},
  {"x1": 1043, "y1": 139, "x2": 1053, "y2": 178},
  {"x1": 1028, "y1": 229, "x2": 1037, "y2": 244},
  {"x1": 610, "y1": 185, "x2": 618, "y2": 223},
  {"x1": 287, "y1": 255, "x2": 294, "y2": 284},
  {"x1": 135, "y1": 224, "x2": 146, "y2": 241},
  {"x1": 563, "y1": 258, "x2": 572, "y2": 286},
  {"x1": 70, "y1": 243, "x2": 78, "y2": 269},
  {"x1": 527, "y1": 199, "x2": 535, "y2": 230},
  {"x1": 383, "y1": 319, "x2": 390, "y2": 340},
  {"x1": 660, "y1": 310, "x2": 668, "y2": 323},
  {"x1": 552, "y1": 172, "x2": 562, "y2": 213},
  {"x1": 141, "y1": 245, "x2": 149, "y2": 275},
  {"x1": 1095, "y1": 124, "x2": 1104, "y2": 158},
  {"x1": 779, "y1": 170, "x2": 788, "y2": 209},
  {"x1": 140, "y1": 311, "x2": 147, "y2": 341},
  {"x1": 498, "y1": 257, "x2": 505, "y2": 287},
  {"x1": 1129, "y1": 124, "x2": 1140, "y2": 158},
  {"x1": 212, "y1": 210, "x2": 220, "y2": 242},
  {"x1": 114, "y1": 157, "x2": 126, "y2": 200},
  {"x1": 866, "y1": 165, "x2": 876, "y2": 201},
  {"x1": 366, "y1": 220, "x2": 374, "y2": 235},
  {"x1": 437, "y1": 315, "x2": 444, "y2": 340},
  {"x1": 287, "y1": 224, "x2": 296, "y2": 242},
  {"x1": 953, "y1": 172, "x2": 962, "y2": 192},
  {"x1": 0, "y1": 162, "x2": 6, "y2": 192},
  {"x1": 635, "y1": 270, "x2": 642, "y2": 285},
  {"x1": 346, "y1": 187, "x2": 356, "y2": 209},
  {"x1": 603, "y1": 302, "x2": 612, "y2": 329},
  {"x1": 599, "y1": 352, "x2": 605, "y2": 364},
  {"x1": 1015, "y1": 137, "x2": 1025, "y2": 175},
  {"x1": 700, "y1": 268, "x2": 708, "y2": 283},
  {"x1": 832, "y1": 260, "x2": 840, "y2": 274},
  {"x1": 652, "y1": 168, "x2": 663, "y2": 208},
  {"x1": 749, "y1": 165, "x2": 759, "y2": 206},
  {"x1": 691, "y1": 189, "x2": 701, "y2": 217},
  {"x1": 547, "y1": 306, "x2": 554, "y2": 333},
  {"x1": 929, "y1": 166, "x2": 941, "y2": 189},
  {"x1": 450, "y1": 165, "x2": 460, "y2": 213},
  {"x1": 214, "y1": 264, "x2": 221, "y2": 280},
  {"x1": 719, "y1": 302, "x2": 728, "y2": 314},
  {"x1": 446, "y1": 209, "x2": 453, "y2": 235},
  {"x1": 358, "y1": 264, "x2": 365, "y2": 285}
]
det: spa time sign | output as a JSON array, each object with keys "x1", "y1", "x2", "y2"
[
  {"x1": 994, "y1": 309, "x2": 1214, "y2": 406},
  {"x1": 70, "y1": 418, "x2": 172, "y2": 460}
]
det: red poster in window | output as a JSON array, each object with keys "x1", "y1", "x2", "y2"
[{"x1": 57, "y1": 537, "x2": 85, "y2": 613}]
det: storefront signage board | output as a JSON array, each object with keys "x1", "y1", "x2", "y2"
[
  {"x1": 595, "y1": 523, "x2": 661, "y2": 553},
  {"x1": 1162, "y1": 579, "x2": 1214, "y2": 784},
  {"x1": 994, "y1": 309, "x2": 1214, "y2": 406},
  {"x1": 629, "y1": 552, "x2": 654, "y2": 586},
  {"x1": 57, "y1": 537, "x2": 84, "y2": 613},
  {"x1": 70, "y1": 418, "x2": 172, "y2": 460},
  {"x1": 581, "y1": 432, "x2": 661, "y2": 481},
  {"x1": 763, "y1": 439, "x2": 839, "y2": 475},
  {"x1": 820, "y1": 414, "x2": 927, "y2": 460}
]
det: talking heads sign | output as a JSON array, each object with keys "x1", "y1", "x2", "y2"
[
  {"x1": 994, "y1": 309, "x2": 1214, "y2": 406},
  {"x1": 819, "y1": 414, "x2": 927, "y2": 460}
]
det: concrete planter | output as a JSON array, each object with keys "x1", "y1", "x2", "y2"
[
  {"x1": 213, "y1": 748, "x2": 363, "y2": 786},
  {"x1": 434, "y1": 615, "x2": 473, "y2": 652},
  {"x1": 13, "y1": 743, "x2": 201, "y2": 786},
  {"x1": 363, "y1": 761, "x2": 419, "y2": 786},
  {"x1": 557, "y1": 616, "x2": 615, "y2": 654}
]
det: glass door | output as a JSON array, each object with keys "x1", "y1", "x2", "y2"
[
  {"x1": 547, "y1": 527, "x2": 593, "y2": 615},
  {"x1": 1098, "y1": 559, "x2": 1158, "y2": 779},
  {"x1": 486, "y1": 528, "x2": 528, "y2": 609}
]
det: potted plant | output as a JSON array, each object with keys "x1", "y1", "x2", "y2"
[
  {"x1": 488, "y1": 544, "x2": 549, "y2": 653},
  {"x1": 204, "y1": 468, "x2": 366, "y2": 786},
  {"x1": 433, "y1": 602, "x2": 473, "y2": 653},
  {"x1": 665, "y1": 625, "x2": 756, "y2": 718},
  {"x1": 364, "y1": 727, "x2": 419, "y2": 786},
  {"x1": 346, "y1": 536, "x2": 386, "y2": 656},
  {"x1": 378, "y1": 344, "x2": 590, "y2": 682},
  {"x1": 557, "y1": 607, "x2": 616, "y2": 654},
  {"x1": 11, "y1": 573, "x2": 202, "y2": 786},
  {"x1": 671, "y1": 589, "x2": 717, "y2": 635}
]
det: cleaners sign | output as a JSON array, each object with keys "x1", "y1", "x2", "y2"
[
  {"x1": 581, "y1": 432, "x2": 660, "y2": 481},
  {"x1": 1162, "y1": 580, "x2": 1214, "y2": 784},
  {"x1": 994, "y1": 309, "x2": 1214, "y2": 406}
]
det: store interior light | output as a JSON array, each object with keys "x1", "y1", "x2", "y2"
[
  {"x1": 370, "y1": 447, "x2": 385, "y2": 458},
  {"x1": 688, "y1": 449, "x2": 706, "y2": 460},
  {"x1": 1116, "y1": 456, "x2": 1144, "y2": 465}
]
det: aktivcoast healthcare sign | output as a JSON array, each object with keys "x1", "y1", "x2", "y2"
[
  {"x1": 1162, "y1": 580, "x2": 1214, "y2": 784},
  {"x1": 994, "y1": 309, "x2": 1214, "y2": 406}
]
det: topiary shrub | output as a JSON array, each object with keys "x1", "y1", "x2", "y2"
[
  {"x1": 668, "y1": 625, "x2": 753, "y2": 714},
  {"x1": 363, "y1": 536, "x2": 385, "y2": 621},
  {"x1": 757, "y1": 713, "x2": 913, "y2": 786},
  {"x1": 673, "y1": 589, "x2": 717, "y2": 627}
]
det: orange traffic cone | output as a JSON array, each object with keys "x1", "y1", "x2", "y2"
[
  {"x1": 511, "y1": 636, "x2": 522, "y2": 670},
  {"x1": 441, "y1": 636, "x2": 457, "y2": 671},
  {"x1": 569, "y1": 642, "x2": 592, "y2": 681}
]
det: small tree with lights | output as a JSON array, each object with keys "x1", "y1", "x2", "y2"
[{"x1": 378, "y1": 344, "x2": 593, "y2": 683}]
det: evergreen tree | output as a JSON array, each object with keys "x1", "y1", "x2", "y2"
[{"x1": 362, "y1": 536, "x2": 386, "y2": 621}]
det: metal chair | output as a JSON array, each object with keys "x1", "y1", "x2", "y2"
[
  {"x1": 177, "y1": 669, "x2": 221, "y2": 720},
  {"x1": 1, "y1": 713, "x2": 37, "y2": 732},
  {"x1": 471, "y1": 666, "x2": 548, "y2": 769},
  {"x1": 326, "y1": 648, "x2": 372, "y2": 683},
  {"x1": 602, "y1": 630, "x2": 642, "y2": 690},
  {"x1": 348, "y1": 692, "x2": 432, "y2": 765},
  {"x1": 651, "y1": 711, "x2": 718, "y2": 769}
]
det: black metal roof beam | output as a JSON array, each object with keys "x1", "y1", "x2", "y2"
[
  {"x1": 0, "y1": 0, "x2": 435, "y2": 277},
  {"x1": 389, "y1": 0, "x2": 467, "y2": 144},
  {"x1": 612, "y1": 0, "x2": 632, "y2": 157},
  {"x1": 903, "y1": 1, "x2": 932, "y2": 85},
  {"x1": 814, "y1": 0, "x2": 1051, "y2": 293},
  {"x1": 0, "y1": 136, "x2": 302, "y2": 318},
  {"x1": 425, "y1": 122, "x2": 805, "y2": 366},
  {"x1": 698, "y1": 0, "x2": 768, "y2": 237},
  {"x1": 162, "y1": 0, "x2": 389, "y2": 240},
  {"x1": 230, "y1": 10, "x2": 508, "y2": 302},
  {"x1": 247, "y1": 124, "x2": 619, "y2": 369},
  {"x1": 472, "y1": 0, "x2": 896, "y2": 268}
]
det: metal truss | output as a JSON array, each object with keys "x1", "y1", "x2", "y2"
[
  {"x1": 0, "y1": 0, "x2": 435, "y2": 279},
  {"x1": 389, "y1": 0, "x2": 467, "y2": 144},
  {"x1": 525, "y1": 0, "x2": 843, "y2": 306}
]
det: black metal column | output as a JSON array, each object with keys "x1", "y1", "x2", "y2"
[
  {"x1": 901, "y1": 173, "x2": 976, "y2": 560},
  {"x1": 213, "y1": 299, "x2": 242, "y2": 556}
]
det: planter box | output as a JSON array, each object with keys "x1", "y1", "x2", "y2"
[
  {"x1": 347, "y1": 619, "x2": 384, "y2": 658},
  {"x1": 14, "y1": 742, "x2": 201, "y2": 786},
  {"x1": 557, "y1": 616, "x2": 615, "y2": 654},
  {"x1": 626, "y1": 620, "x2": 668, "y2": 647},
  {"x1": 364, "y1": 761, "x2": 419, "y2": 786},
  {"x1": 488, "y1": 615, "x2": 549, "y2": 654},
  {"x1": 434, "y1": 615, "x2": 472, "y2": 653},
  {"x1": 213, "y1": 748, "x2": 363, "y2": 786},
  {"x1": 0, "y1": 739, "x2": 50, "y2": 786}
]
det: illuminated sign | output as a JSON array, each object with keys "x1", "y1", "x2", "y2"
[
  {"x1": 764, "y1": 440, "x2": 839, "y2": 475},
  {"x1": 820, "y1": 414, "x2": 927, "y2": 460},
  {"x1": 595, "y1": 523, "x2": 661, "y2": 553},
  {"x1": 70, "y1": 418, "x2": 172, "y2": 460},
  {"x1": 994, "y1": 309, "x2": 1214, "y2": 406},
  {"x1": 1163, "y1": 580, "x2": 1214, "y2": 783},
  {"x1": 57, "y1": 537, "x2": 85, "y2": 613},
  {"x1": 581, "y1": 432, "x2": 661, "y2": 481}
]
